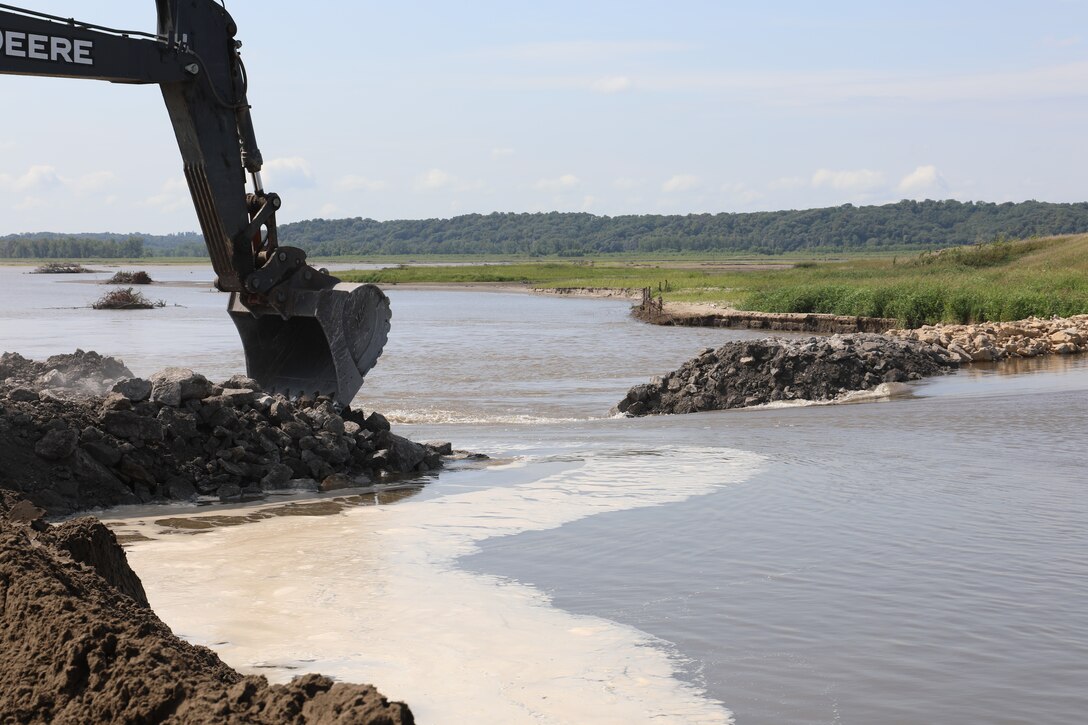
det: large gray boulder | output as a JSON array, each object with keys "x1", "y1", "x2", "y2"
[
  {"x1": 112, "y1": 377, "x2": 152, "y2": 403},
  {"x1": 149, "y1": 368, "x2": 212, "y2": 407}
]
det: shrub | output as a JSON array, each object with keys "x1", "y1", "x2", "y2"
[
  {"x1": 106, "y1": 270, "x2": 153, "y2": 284},
  {"x1": 91, "y1": 287, "x2": 164, "y2": 310},
  {"x1": 32, "y1": 262, "x2": 93, "y2": 274}
]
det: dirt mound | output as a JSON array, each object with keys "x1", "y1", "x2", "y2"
[
  {"x1": 0, "y1": 350, "x2": 132, "y2": 397},
  {"x1": 1, "y1": 352, "x2": 454, "y2": 516},
  {"x1": 0, "y1": 493, "x2": 413, "y2": 723}
]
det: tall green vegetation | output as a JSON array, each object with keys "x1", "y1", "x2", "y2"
[
  {"x1": 740, "y1": 236, "x2": 1088, "y2": 326},
  {"x1": 0, "y1": 234, "x2": 146, "y2": 259},
  {"x1": 0, "y1": 231, "x2": 205, "y2": 259},
  {"x1": 343, "y1": 234, "x2": 1088, "y2": 327}
]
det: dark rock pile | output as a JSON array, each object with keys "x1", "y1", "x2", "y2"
[
  {"x1": 614, "y1": 333, "x2": 959, "y2": 416},
  {"x1": 0, "y1": 492, "x2": 414, "y2": 724},
  {"x1": 0, "y1": 351, "x2": 453, "y2": 515}
]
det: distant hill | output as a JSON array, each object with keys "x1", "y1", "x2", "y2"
[
  {"x1": 4, "y1": 199, "x2": 1088, "y2": 258},
  {"x1": 278, "y1": 199, "x2": 1088, "y2": 256}
]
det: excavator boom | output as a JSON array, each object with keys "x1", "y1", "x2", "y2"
[{"x1": 0, "y1": 1, "x2": 389, "y2": 406}]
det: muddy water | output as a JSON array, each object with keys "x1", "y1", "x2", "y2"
[{"x1": 4, "y1": 265, "x2": 1087, "y2": 723}]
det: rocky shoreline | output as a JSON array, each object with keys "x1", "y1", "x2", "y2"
[
  {"x1": 0, "y1": 350, "x2": 463, "y2": 516},
  {"x1": 532, "y1": 286, "x2": 643, "y2": 300},
  {"x1": 615, "y1": 314, "x2": 1088, "y2": 416},
  {"x1": 887, "y1": 315, "x2": 1088, "y2": 362},
  {"x1": 0, "y1": 491, "x2": 413, "y2": 723}
]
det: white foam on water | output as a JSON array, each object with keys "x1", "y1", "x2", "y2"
[
  {"x1": 122, "y1": 446, "x2": 764, "y2": 724},
  {"x1": 753, "y1": 382, "x2": 916, "y2": 410},
  {"x1": 835, "y1": 381, "x2": 913, "y2": 403},
  {"x1": 382, "y1": 407, "x2": 592, "y2": 425}
]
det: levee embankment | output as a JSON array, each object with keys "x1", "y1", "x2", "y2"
[{"x1": 631, "y1": 289, "x2": 897, "y2": 334}]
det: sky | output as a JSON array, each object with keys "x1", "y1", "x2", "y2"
[{"x1": 2, "y1": 0, "x2": 1087, "y2": 234}]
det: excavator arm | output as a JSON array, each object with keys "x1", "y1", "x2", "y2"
[{"x1": 0, "y1": 1, "x2": 390, "y2": 406}]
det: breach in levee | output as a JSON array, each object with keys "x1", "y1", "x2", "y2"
[{"x1": 0, "y1": 1, "x2": 390, "y2": 406}]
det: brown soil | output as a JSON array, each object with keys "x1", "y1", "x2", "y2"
[{"x1": 0, "y1": 491, "x2": 414, "y2": 724}]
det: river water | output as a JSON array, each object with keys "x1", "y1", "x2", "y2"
[{"x1": 4, "y1": 265, "x2": 1087, "y2": 723}]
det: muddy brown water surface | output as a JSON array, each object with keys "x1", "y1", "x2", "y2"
[{"x1": 4, "y1": 265, "x2": 1088, "y2": 723}]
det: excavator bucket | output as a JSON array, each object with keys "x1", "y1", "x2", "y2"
[{"x1": 227, "y1": 283, "x2": 391, "y2": 407}]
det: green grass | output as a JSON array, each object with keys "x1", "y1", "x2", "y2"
[
  {"x1": 737, "y1": 236, "x2": 1088, "y2": 326},
  {"x1": 340, "y1": 235, "x2": 1088, "y2": 327}
]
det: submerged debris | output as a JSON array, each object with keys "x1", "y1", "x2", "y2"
[
  {"x1": 105, "y1": 270, "x2": 153, "y2": 285},
  {"x1": 92, "y1": 287, "x2": 164, "y2": 310},
  {"x1": 32, "y1": 262, "x2": 96, "y2": 274}
]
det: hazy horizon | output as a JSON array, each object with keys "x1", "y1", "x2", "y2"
[{"x1": 3, "y1": 1, "x2": 1086, "y2": 235}]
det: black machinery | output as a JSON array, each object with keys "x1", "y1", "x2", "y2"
[{"x1": 0, "y1": 1, "x2": 390, "y2": 406}]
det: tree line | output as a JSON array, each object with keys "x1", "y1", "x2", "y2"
[
  {"x1": 4, "y1": 199, "x2": 1088, "y2": 258},
  {"x1": 0, "y1": 231, "x2": 204, "y2": 259},
  {"x1": 278, "y1": 200, "x2": 1088, "y2": 256}
]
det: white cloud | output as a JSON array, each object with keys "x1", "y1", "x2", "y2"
[
  {"x1": 14, "y1": 196, "x2": 46, "y2": 211},
  {"x1": 71, "y1": 171, "x2": 117, "y2": 193},
  {"x1": 662, "y1": 174, "x2": 699, "y2": 193},
  {"x1": 581, "y1": 195, "x2": 596, "y2": 210},
  {"x1": 474, "y1": 40, "x2": 686, "y2": 63},
  {"x1": 144, "y1": 177, "x2": 190, "y2": 213},
  {"x1": 319, "y1": 203, "x2": 339, "y2": 217},
  {"x1": 0, "y1": 165, "x2": 63, "y2": 193},
  {"x1": 491, "y1": 147, "x2": 515, "y2": 158},
  {"x1": 535, "y1": 174, "x2": 581, "y2": 191},
  {"x1": 263, "y1": 157, "x2": 316, "y2": 189},
  {"x1": 811, "y1": 168, "x2": 885, "y2": 191},
  {"x1": 613, "y1": 177, "x2": 644, "y2": 190},
  {"x1": 0, "y1": 166, "x2": 117, "y2": 197},
  {"x1": 413, "y1": 169, "x2": 485, "y2": 194},
  {"x1": 591, "y1": 76, "x2": 633, "y2": 94},
  {"x1": 416, "y1": 168, "x2": 454, "y2": 190},
  {"x1": 338, "y1": 175, "x2": 388, "y2": 192},
  {"x1": 496, "y1": 61, "x2": 1088, "y2": 106},
  {"x1": 721, "y1": 183, "x2": 765, "y2": 205},
  {"x1": 897, "y1": 164, "x2": 948, "y2": 196},
  {"x1": 767, "y1": 176, "x2": 808, "y2": 190}
]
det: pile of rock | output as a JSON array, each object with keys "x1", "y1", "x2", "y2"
[
  {"x1": 887, "y1": 314, "x2": 1088, "y2": 362},
  {"x1": 0, "y1": 492, "x2": 413, "y2": 724},
  {"x1": 0, "y1": 351, "x2": 454, "y2": 515},
  {"x1": 614, "y1": 333, "x2": 958, "y2": 416}
]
